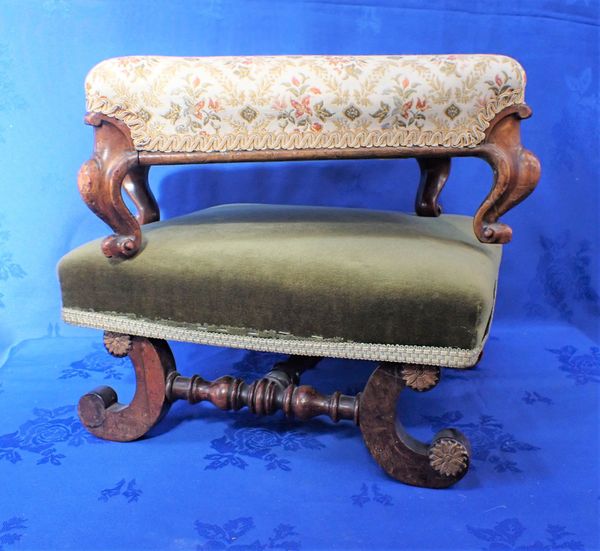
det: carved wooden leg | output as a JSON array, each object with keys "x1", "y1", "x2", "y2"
[
  {"x1": 475, "y1": 105, "x2": 541, "y2": 244},
  {"x1": 360, "y1": 363, "x2": 470, "y2": 488},
  {"x1": 78, "y1": 333, "x2": 175, "y2": 442},
  {"x1": 415, "y1": 157, "x2": 451, "y2": 216},
  {"x1": 123, "y1": 165, "x2": 160, "y2": 225},
  {"x1": 77, "y1": 113, "x2": 145, "y2": 259}
]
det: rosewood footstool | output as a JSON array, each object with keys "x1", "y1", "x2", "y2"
[{"x1": 58, "y1": 55, "x2": 540, "y2": 488}]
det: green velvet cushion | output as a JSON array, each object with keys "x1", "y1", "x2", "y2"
[{"x1": 58, "y1": 204, "x2": 501, "y2": 362}]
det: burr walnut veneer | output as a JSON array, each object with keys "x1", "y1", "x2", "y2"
[{"x1": 58, "y1": 55, "x2": 540, "y2": 488}]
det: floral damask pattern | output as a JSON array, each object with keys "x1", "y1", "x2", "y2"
[
  {"x1": 0, "y1": 518, "x2": 27, "y2": 551},
  {"x1": 86, "y1": 54, "x2": 525, "y2": 153},
  {"x1": 99, "y1": 479, "x2": 142, "y2": 503},
  {"x1": 204, "y1": 423, "x2": 325, "y2": 471},
  {"x1": 548, "y1": 346, "x2": 600, "y2": 385},
  {"x1": 522, "y1": 391, "x2": 553, "y2": 405},
  {"x1": 194, "y1": 517, "x2": 300, "y2": 550},
  {"x1": 525, "y1": 233, "x2": 599, "y2": 322},
  {"x1": 351, "y1": 484, "x2": 393, "y2": 507},
  {"x1": 0, "y1": 215, "x2": 26, "y2": 309},
  {"x1": 0, "y1": 43, "x2": 26, "y2": 143},
  {"x1": 0, "y1": 405, "x2": 98, "y2": 465},
  {"x1": 467, "y1": 518, "x2": 584, "y2": 550},
  {"x1": 59, "y1": 342, "x2": 130, "y2": 380},
  {"x1": 231, "y1": 351, "x2": 287, "y2": 380}
]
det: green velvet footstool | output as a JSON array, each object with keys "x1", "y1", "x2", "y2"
[{"x1": 58, "y1": 54, "x2": 540, "y2": 488}]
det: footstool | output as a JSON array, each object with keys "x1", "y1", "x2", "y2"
[{"x1": 58, "y1": 55, "x2": 540, "y2": 488}]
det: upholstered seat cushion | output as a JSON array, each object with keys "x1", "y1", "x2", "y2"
[
  {"x1": 59, "y1": 204, "x2": 501, "y2": 368},
  {"x1": 86, "y1": 54, "x2": 525, "y2": 154}
]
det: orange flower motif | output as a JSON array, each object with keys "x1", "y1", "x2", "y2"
[
  {"x1": 194, "y1": 100, "x2": 205, "y2": 119},
  {"x1": 208, "y1": 98, "x2": 221, "y2": 111},
  {"x1": 401, "y1": 99, "x2": 413, "y2": 118},
  {"x1": 402, "y1": 77, "x2": 410, "y2": 89},
  {"x1": 312, "y1": 122, "x2": 323, "y2": 132},
  {"x1": 291, "y1": 96, "x2": 312, "y2": 118},
  {"x1": 495, "y1": 74, "x2": 504, "y2": 87},
  {"x1": 192, "y1": 76, "x2": 201, "y2": 87},
  {"x1": 291, "y1": 76, "x2": 301, "y2": 87},
  {"x1": 310, "y1": 87, "x2": 321, "y2": 94},
  {"x1": 272, "y1": 98, "x2": 287, "y2": 111},
  {"x1": 416, "y1": 98, "x2": 427, "y2": 111}
]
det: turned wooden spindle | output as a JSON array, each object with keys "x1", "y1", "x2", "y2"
[{"x1": 165, "y1": 356, "x2": 360, "y2": 424}]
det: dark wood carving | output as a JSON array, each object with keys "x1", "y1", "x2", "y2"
[
  {"x1": 359, "y1": 363, "x2": 470, "y2": 488},
  {"x1": 166, "y1": 355, "x2": 361, "y2": 424},
  {"x1": 102, "y1": 331, "x2": 132, "y2": 357},
  {"x1": 414, "y1": 106, "x2": 540, "y2": 239},
  {"x1": 77, "y1": 114, "x2": 158, "y2": 259},
  {"x1": 474, "y1": 105, "x2": 541, "y2": 244},
  {"x1": 415, "y1": 157, "x2": 450, "y2": 216},
  {"x1": 78, "y1": 335, "x2": 175, "y2": 442},
  {"x1": 78, "y1": 334, "x2": 475, "y2": 487},
  {"x1": 123, "y1": 165, "x2": 159, "y2": 225},
  {"x1": 79, "y1": 105, "x2": 539, "y2": 258}
]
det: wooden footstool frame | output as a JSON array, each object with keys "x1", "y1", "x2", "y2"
[{"x1": 75, "y1": 95, "x2": 539, "y2": 489}]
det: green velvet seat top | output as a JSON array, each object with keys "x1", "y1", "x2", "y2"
[{"x1": 59, "y1": 204, "x2": 502, "y2": 368}]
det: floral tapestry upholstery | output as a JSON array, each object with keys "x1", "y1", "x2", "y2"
[{"x1": 85, "y1": 54, "x2": 526, "y2": 153}]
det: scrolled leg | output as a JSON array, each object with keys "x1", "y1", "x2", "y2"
[
  {"x1": 359, "y1": 363, "x2": 470, "y2": 488},
  {"x1": 78, "y1": 334, "x2": 175, "y2": 442},
  {"x1": 475, "y1": 106, "x2": 541, "y2": 244},
  {"x1": 415, "y1": 157, "x2": 451, "y2": 217},
  {"x1": 123, "y1": 165, "x2": 159, "y2": 225},
  {"x1": 77, "y1": 113, "x2": 145, "y2": 258}
]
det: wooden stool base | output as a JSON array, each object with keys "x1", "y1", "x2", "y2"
[{"x1": 77, "y1": 332, "x2": 471, "y2": 488}]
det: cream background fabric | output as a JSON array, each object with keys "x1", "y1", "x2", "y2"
[{"x1": 86, "y1": 54, "x2": 526, "y2": 153}]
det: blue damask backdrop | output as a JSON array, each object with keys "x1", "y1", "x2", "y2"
[{"x1": 0, "y1": 1, "x2": 598, "y2": 550}]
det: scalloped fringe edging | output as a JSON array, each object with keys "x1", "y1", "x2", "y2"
[
  {"x1": 62, "y1": 307, "x2": 484, "y2": 368},
  {"x1": 87, "y1": 89, "x2": 524, "y2": 153}
]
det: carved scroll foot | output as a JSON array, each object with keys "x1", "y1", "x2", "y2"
[
  {"x1": 78, "y1": 114, "x2": 147, "y2": 259},
  {"x1": 78, "y1": 334, "x2": 175, "y2": 442},
  {"x1": 415, "y1": 157, "x2": 450, "y2": 216},
  {"x1": 360, "y1": 363, "x2": 470, "y2": 488},
  {"x1": 475, "y1": 105, "x2": 541, "y2": 244}
]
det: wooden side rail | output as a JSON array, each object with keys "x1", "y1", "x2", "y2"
[{"x1": 77, "y1": 105, "x2": 540, "y2": 259}]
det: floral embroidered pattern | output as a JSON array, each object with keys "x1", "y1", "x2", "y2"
[
  {"x1": 0, "y1": 405, "x2": 99, "y2": 465},
  {"x1": 424, "y1": 411, "x2": 539, "y2": 473},
  {"x1": 351, "y1": 484, "x2": 393, "y2": 507},
  {"x1": 99, "y1": 479, "x2": 142, "y2": 503},
  {"x1": 86, "y1": 54, "x2": 525, "y2": 153},
  {"x1": 548, "y1": 346, "x2": 600, "y2": 385},
  {"x1": 204, "y1": 423, "x2": 325, "y2": 471},
  {"x1": 0, "y1": 518, "x2": 27, "y2": 551},
  {"x1": 467, "y1": 518, "x2": 584, "y2": 550},
  {"x1": 194, "y1": 517, "x2": 300, "y2": 550},
  {"x1": 59, "y1": 343, "x2": 130, "y2": 380}
]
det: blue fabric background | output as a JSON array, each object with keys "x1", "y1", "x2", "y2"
[{"x1": 0, "y1": 1, "x2": 598, "y2": 549}]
